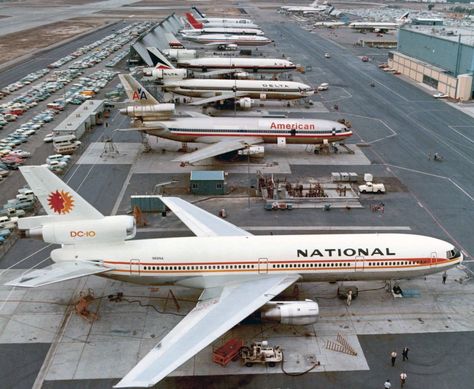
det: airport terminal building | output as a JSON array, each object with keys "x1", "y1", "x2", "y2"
[{"x1": 388, "y1": 26, "x2": 473, "y2": 100}]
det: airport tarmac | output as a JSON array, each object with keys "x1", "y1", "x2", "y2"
[{"x1": 1, "y1": 2, "x2": 474, "y2": 389}]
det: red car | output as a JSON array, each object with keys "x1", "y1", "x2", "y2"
[{"x1": 1, "y1": 155, "x2": 24, "y2": 164}]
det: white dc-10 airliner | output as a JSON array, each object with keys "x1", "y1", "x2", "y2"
[{"x1": 6, "y1": 166, "x2": 463, "y2": 388}]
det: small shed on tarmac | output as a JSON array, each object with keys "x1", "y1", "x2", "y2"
[{"x1": 190, "y1": 171, "x2": 225, "y2": 195}]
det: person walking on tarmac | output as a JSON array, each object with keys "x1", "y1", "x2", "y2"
[{"x1": 391, "y1": 351, "x2": 397, "y2": 366}]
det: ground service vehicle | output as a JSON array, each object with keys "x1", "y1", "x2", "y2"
[{"x1": 359, "y1": 182, "x2": 386, "y2": 194}]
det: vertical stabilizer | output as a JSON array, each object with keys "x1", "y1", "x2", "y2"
[
  {"x1": 192, "y1": 6, "x2": 206, "y2": 19},
  {"x1": 146, "y1": 47, "x2": 175, "y2": 69},
  {"x1": 399, "y1": 12, "x2": 409, "y2": 22},
  {"x1": 185, "y1": 13, "x2": 203, "y2": 29},
  {"x1": 20, "y1": 166, "x2": 103, "y2": 219},
  {"x1": 119, "y1": 74, "x2": 159, "y2": 106}
]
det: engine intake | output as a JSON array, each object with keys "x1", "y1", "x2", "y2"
[
  {"x1": 119, "y1": 104, "x2": 175, "y2": 119},
  {"x1": 260, "y1": 299, "x2": 319, "y2": 325}
]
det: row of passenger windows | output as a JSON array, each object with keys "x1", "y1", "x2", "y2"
[
  {"x1": 368, "y1": 261, "x2": 423, "y2": 266},
  {"x1": 272, "y1": 263, "x2": 351, "y2": 268},
  {"x1": 141, "y1": 261, "x2": 425, "y2": 272},
  {"x1": 143, "y1": 264, "x2": 255, "y2": 271},
  {"x1": 170, "y1": 128, "x2": 342, "y2": 134}
]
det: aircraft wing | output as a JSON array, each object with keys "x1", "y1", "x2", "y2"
[
  {"x1": 5, "y1": 261, "x2": 114, "y2": 288},
  {"x1": 172, "y1": 136, "x2": 263, "y2": 164},
  {"x1": 188, "y1": 91, "x2": 249, "y2": 106},
  {"x1": 200, "y1": 68, "x2": 245, "y2": 78},
  {"x1": 159, "y1": 196, "x2": 252, "y2": 237},
  {"x1": 114, "y1": 274, "x2": 300, "y2": 388}
]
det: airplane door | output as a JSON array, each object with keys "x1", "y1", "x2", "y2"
[
  {"x1": 355, "y1": 256, "x2": 364, "y2": 271},
  {"x1": 258, "y1": 258, "x2": 268, "y2": 274},
  {"x1": 430, "y1": 252, "x2": 437, "y2": 267},
  {"x1": 130, "y1": 259, "x2": 140, "y2": 275}
]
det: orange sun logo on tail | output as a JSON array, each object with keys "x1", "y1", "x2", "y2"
[{"x1": 48, "y1": 190, "x2": 74, "y2": 214}]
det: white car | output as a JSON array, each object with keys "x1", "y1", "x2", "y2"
[
  {"x1": 324, "y1": 53, "x2": 331, "y2": 58},
  {"x1": 10, "y1": 150, "x2": 31, "y2": 158},
  {"x1": 43, "y1": 133, "x2": 54, "y2": 143},
  {"x1": 317, "y1": 83, "x2": 329, "y2": 91},
  {"x1": 43, "y1": 161, "x2": 66, "y2": 172},
  {"x1": 433, "y1": 92, "x2": 448, "y2": 99},
  {"x1": 46, "y1": 154, "x2": 71, "y2": 164}
]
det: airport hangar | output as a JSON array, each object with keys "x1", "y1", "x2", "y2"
[{"x1": 389, "y1": 26, "x2": 474, "y2": 100}]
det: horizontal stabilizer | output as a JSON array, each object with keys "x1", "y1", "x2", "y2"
[
  {"x1": 5, "y1": 261, "x2": 113, "y2": 288},
  {"x1": 159, "y1": 196, "x2": 252, "y2": 237}
]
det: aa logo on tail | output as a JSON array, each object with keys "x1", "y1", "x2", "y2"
[
  {"x1": 48, "y1": 190, "x2": 74, "y2": 214},
  {"x1": 132, "y1": 88, "x2": 148, "y2": 100}
]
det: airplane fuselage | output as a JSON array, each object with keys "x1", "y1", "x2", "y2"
[
  {"x1": 178, "y1": 57, "x2": 296, "y2": 73},
  {"x1": 181, "y1": 27, "x2": 265, "y2": 36},
  {"x1": 183, "y1": 34, "x2": 272, "y2": 46},
  {"x1": 162, "y1": 79, "x2": 313, "y2": 99},
  {"x1": 52, "y1": 234, "x2": 462, "y2": 288},
  {"x1": 140, "y1": 117, "x2": 352, "y2": 144}
]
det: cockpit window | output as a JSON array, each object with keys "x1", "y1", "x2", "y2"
[{"x1": 446, "y1": 248, "x2": 460, "y2": 259}]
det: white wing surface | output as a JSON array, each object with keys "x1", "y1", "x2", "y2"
[
  {"x1": 5, "y1": 261, "x2": 113, "y2": 288},
  {"x1": 172, "y1": 136, "x2": 263, "y2": 164},
  {"x1": 114, "y1": 274, "x2": 300, "y2": 388},
  {"x1": 188, "y1": 91, "x2": 249, "y2": 106},
  {"x1": 159, "y1": 196, "x2": 252, "y2": 237},
  {"x1": 200, "y1": 68, "x2": 245, "y2": 77}
]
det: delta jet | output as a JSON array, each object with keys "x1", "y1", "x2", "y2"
[
  {"x1": 119, "y1": 74, "x2": 349, "y2": 165},
  {"x1": 162, "y1": 78, "x2": 312, "y2": 104},
  {"x1": 349, "y1": 12, "x2": 410, "y2": 33},
  {"x1": 6, "y1": 166, "x2": 463, "y2": 388},
  {"x1": 183, "y1": 13, "x2": 265, "y2": 36}
]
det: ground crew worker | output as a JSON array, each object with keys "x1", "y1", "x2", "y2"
[
  {"x1": 391, "y1": 351, "x2": 397, "y2": 366},
  {"x1": 400, "y1": 372, "x2": 407, "y2": 387},
  {"x1": 347, "y1": 290, "x2": 352, "y2": 306},
  {"x1": 384, "y1": 378, "x2": 392, "y2": 389},
  {"x1": 442, "y1": 271, "x2": 447, "y2": 284},
  {"x1": 402, "y1": 347, "x2": 409, "y2": 361}
]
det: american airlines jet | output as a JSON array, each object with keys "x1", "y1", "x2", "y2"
[
  {"x1": 6, "y1": 166, "x2": 463, "y2": 388},
  {"x1": 119, "y1": 74, "x2": 350, "y2": 165}
]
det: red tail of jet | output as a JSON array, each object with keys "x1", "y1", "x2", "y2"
[{"x1": 185, "y1": 13, "x2": 203, "y2": 29}]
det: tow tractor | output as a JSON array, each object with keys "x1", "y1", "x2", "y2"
[{"x1": 241, "y1": 341, "x2": 283, "y2": 367}]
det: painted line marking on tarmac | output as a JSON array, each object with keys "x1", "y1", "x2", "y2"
[
  {"x1": 138, "y1": 226, "x2": 412, "y2": 233},
  {"x1": 387, "y1": 164, "x2": 474, "y2": 202}
]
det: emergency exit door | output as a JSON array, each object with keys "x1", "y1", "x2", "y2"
[
  {"x1": 258, "y1": 258, "x2": 268, "y2": 274},
  {"x1": 130, "y1": 259, "x2": 140, "y2": 275},
  {"x1": 355, "y1": 256, "x2": 364, "y2": 271}
]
